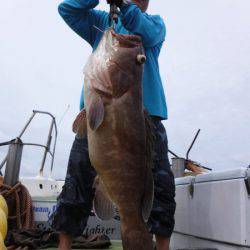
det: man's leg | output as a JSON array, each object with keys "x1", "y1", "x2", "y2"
[
  {"x1": 155, "y1": 235, "x2": 170, "y2": 250},
  {"x1": 50, "y1": 137, "x2": 96, "y2": 250},
  {"x1": 58, "y1": 233, "x2": 72, "y2": 250},
  {"x1": 147, "y1": 119, "x2": 176, "y2": 250}
]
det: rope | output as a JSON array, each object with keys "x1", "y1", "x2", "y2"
[{"x1": 0, "y1": 182, "x2": 33, "y2": 231}]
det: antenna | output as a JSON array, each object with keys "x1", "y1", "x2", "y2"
[
  {"x1": 58, "y1": 105, "x2": 70, "y2": 127},
  {"x1": 186, "y1": 129, "x2": 201, "y2": 160}
]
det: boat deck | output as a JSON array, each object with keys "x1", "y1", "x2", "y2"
[{"x1": 45, "y1": 241, "x2": 123, "y2": 250}]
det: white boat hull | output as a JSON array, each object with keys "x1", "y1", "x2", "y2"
[
  {"x1": 21, "y1": 167, "x2": 250, "y2": 248},
  {"x1": 20, "y1": 177, "x2": 121, "y2": 240}
]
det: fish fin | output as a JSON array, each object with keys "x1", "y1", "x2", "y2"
[
  {"x1": 142, "y1": 110, "x2": 155, "y2": 221},
  {"x1": 88, "y1": 93, "x2": 104, "y2": 131},
  {"x1": 142, "y1": 164, "x2": 154, "y2": 222},
  {"x1": 144, "y1": 109, "x2": 156, "y2": 168},
  {"x1": 93, "y1": 176, "x2": 115, "y2": 221},
  {"x1": 72, "y1": 108, "x2": 87, "y2": 138}
]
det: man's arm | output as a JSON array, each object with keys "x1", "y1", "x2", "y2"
[
  {"x1": 120, "y1": 4, "x2": 166, "y2": 48},
  {"x1": 58, "y1": 0, "x2": 109, "y2": 47}
]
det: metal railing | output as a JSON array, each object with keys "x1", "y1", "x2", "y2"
[{"x1": 0, "y1": 110, "x2": 57, "y2": 183}]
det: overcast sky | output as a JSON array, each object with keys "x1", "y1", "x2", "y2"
[{"x1": 0, "y1": 0, "x2": 249, "y2": 179}]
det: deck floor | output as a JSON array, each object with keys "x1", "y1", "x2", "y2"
[{"x1": 46, "y1": 241, "x2": 123, "y2": 250}]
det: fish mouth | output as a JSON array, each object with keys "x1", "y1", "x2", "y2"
[
  {"x1": 110, "y1": 30, "x2": 142, "y2": 48},
  {"x1": 83, "y1": 29, "x2": 144, "y2": 99}
]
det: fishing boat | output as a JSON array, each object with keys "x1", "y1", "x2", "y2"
[
  {"x1": 1, "y1": 111, "x2": 250, "y2": 249},
  {"x1": 21, "y1": 168, "x2": 250, "y2": 250}
]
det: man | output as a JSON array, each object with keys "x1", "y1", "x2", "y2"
[{"x1": 51, "y1": 0, "x2": 176, "y2": 249}]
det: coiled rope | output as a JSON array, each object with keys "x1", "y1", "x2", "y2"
[{"x1": 0, "y1": 181, "x2": 33, "y2": 230}]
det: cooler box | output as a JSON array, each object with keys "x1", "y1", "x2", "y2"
[{"x1": 174, "y1": 168, "x2": 250, "y2": 247}]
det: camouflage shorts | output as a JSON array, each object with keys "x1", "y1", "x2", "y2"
[
  {"x1": 50, "y1": 138, "x2": 97, "y2": 237},
  {"x1": 147, "y1": 119, "x2": 176, "y2": 238},
  {"x1": 50, "y1": 119, "x2": 176, "y2": 238}
]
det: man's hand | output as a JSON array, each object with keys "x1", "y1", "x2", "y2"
[{"x1": 106, "y1": 0, "x2": 127, "y2": 8}]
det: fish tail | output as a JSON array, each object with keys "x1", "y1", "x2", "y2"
[{"x1": 121, "y1": 222, "x2": 153, "y2": 250}]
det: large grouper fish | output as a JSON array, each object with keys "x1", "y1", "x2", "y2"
[{"x1": 73, "y1": 29, "x2": 154, "y2": 250}]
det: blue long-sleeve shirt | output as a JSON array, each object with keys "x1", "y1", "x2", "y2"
[{"x1": 58, "y1": 0, "x2": 168, "y2": 119}]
